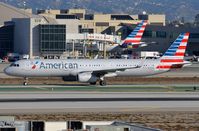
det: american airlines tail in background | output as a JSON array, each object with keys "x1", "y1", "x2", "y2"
[
  {"x1": 106, "y1": 20, "x2": 147, "y2": 51},
  {"x1": 120, "y1": 20, "x2": 147, "y2": 48},
  {"x1": 4, "y1": 33, "x2": 190, "y2": 86},
  {"x1": 157, "y1": 33, "x2": 190, "y2": 70}
]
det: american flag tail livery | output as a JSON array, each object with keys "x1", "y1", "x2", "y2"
[
  {"x1": 121, "y1": 20, "x2": 147, "y2": 48},
  {"x1": 156, "y1": 33, "x2": 190, "y2": 70}
]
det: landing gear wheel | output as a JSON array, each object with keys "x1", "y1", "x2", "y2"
[
  {"x1": 23, "y1": 82, "x2": 28, "y2": 86},
  {"x1": 90, "y1": 82, "x2": 97, "y2": 85},
  {"x1": 100, "y1": 80, "x2": 106, "y2": 86}
]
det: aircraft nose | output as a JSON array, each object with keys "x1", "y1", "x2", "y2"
[{"x1": 4, "y1": 67, "x2": 12, "y2": 75}]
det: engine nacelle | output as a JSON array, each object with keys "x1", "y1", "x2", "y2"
[
  {"x1": 78, "y1": 72, "x2": 98, "y2": 83},
  {"x1": 62, "y1": 73, "x2": 98, "y2": 83},
  {"x1": 62, "y1": 75, "x2": 78, "y2": 81}
]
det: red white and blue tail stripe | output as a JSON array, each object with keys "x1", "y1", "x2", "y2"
[
  {"x1": 121, "y1": 20, "x2": 147, "y2": 48},
  {"x1": 156, "y1": 33, "x2": 190, "y2": 69}
]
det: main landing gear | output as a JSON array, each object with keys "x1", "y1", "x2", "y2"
[
  {"x1": 90, "y1": 80, "x2": 106, "y2": 86},
  {"x1": 99, "y1": 76, "x2": 107, "y2": 86},
  {"x1": 99, "y1": 80, "x2": 106, "y2": 86}
]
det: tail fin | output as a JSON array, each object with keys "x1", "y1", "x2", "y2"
[
  {"x1": 121, "y1": 20, "x2": 147, "y2": 48},
  {"x1": 157, "y1": 33, "x2": 190, "y2": 69}
]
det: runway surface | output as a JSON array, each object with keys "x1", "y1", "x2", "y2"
[{"x1": 0, "y1": 92, "x2": 198, "y2": 114}]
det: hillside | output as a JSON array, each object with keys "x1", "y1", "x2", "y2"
[{"x1": 1, "y1": 0, "x2": 198, "y2": 21}]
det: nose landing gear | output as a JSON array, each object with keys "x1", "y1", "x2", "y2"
[{"x1": 23, "y1": 77, "x2": 28, "y2": 86}]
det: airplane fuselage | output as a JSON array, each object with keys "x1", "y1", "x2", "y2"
[{"x1": 4, "y1": 59, "x2": 167, "y2": 77}]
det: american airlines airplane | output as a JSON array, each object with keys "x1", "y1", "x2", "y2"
[
  {"x1": 4, "y1": 33, "x2": 190, "y2": 86},
  {"x1": 106, "y1": 20, "x2": 148, "y2": 51}
]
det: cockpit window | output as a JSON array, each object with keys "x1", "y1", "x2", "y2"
[
  {"x1": 10, "y1": 63, "x2": 19, "y2": 67},
  {"x1": 10, "y1": 63, "x2": 14, "y2": 67}
]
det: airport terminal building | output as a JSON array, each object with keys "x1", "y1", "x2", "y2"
[
  {"x1": 126, "y1": 24, "x2": 199, "y2": 56},
  {"x1": 0, "y1": 2, "x2": 166, "y2": 59},
  {"x1": 0, "y1": 2, "x2": 199, "y2": 59}
]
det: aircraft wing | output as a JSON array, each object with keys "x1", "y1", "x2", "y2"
[{"x1": 80, "y1": 65, "x2": 141, "y2": 77}]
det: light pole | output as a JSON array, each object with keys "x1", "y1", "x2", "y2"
[
  {"x1": 72, "y1": 39, "x2": 75, "y2": 58},
  {"x1": 23, "y1": 1, "x2": 26, "y2": 18},
  {"x1": 83, "y1": 33, "x2": 87, "y2": 58},
  {"x1": 103, "y1": 34, "x2": 107, "y2": 59}
]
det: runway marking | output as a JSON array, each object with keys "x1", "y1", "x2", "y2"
[{"x1": 34, "y1": 86, "x2": 50, "y2": 91}]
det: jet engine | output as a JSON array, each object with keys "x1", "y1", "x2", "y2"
[
  {"x1": 78, "y1": 72, "x2": 98, "y2": 83},
  {"x1": 62, "y1": 73, "x2": 98, "y2": 83}
]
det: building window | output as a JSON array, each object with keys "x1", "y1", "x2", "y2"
[
  {"x1": 39, "y1": 25, "x2": 66, "y2": 53},
  {"x1": 37, "y1": 10, "x2": 45, "y2": 14},
  {"x1": 143, "y1": 30, "x2": 152, "y2": 38},
  {"x1": 74, "y1": 13, "x2": 84, "y2": 19},
  {"x1": 0, "y1": 25, "x2": 14, "y2": 58},
  {"x1": 156, "y1": 31, "x2": 167, "y2": 38},
  {"x1": 95, "y1": 22, "x2": 109, "y2": 26},
  {"x1": 111, "y1": 15, "x2": 134, "y2": 20},
  {"x1": 138, "y1": 15, "x2": 148, "y2": 20},
  {"x1": 60, "y1": 9, "x2": 68, "y2": 14},
  {"x1": 56, "y1": 15, "x2": 79, "y2": 19},
  {"x1": 85, "y1": 14, "x2": 94, "y2": 20},
  {"x1": 80, "y1": 28, "x2": 94, "y2": 33}
]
